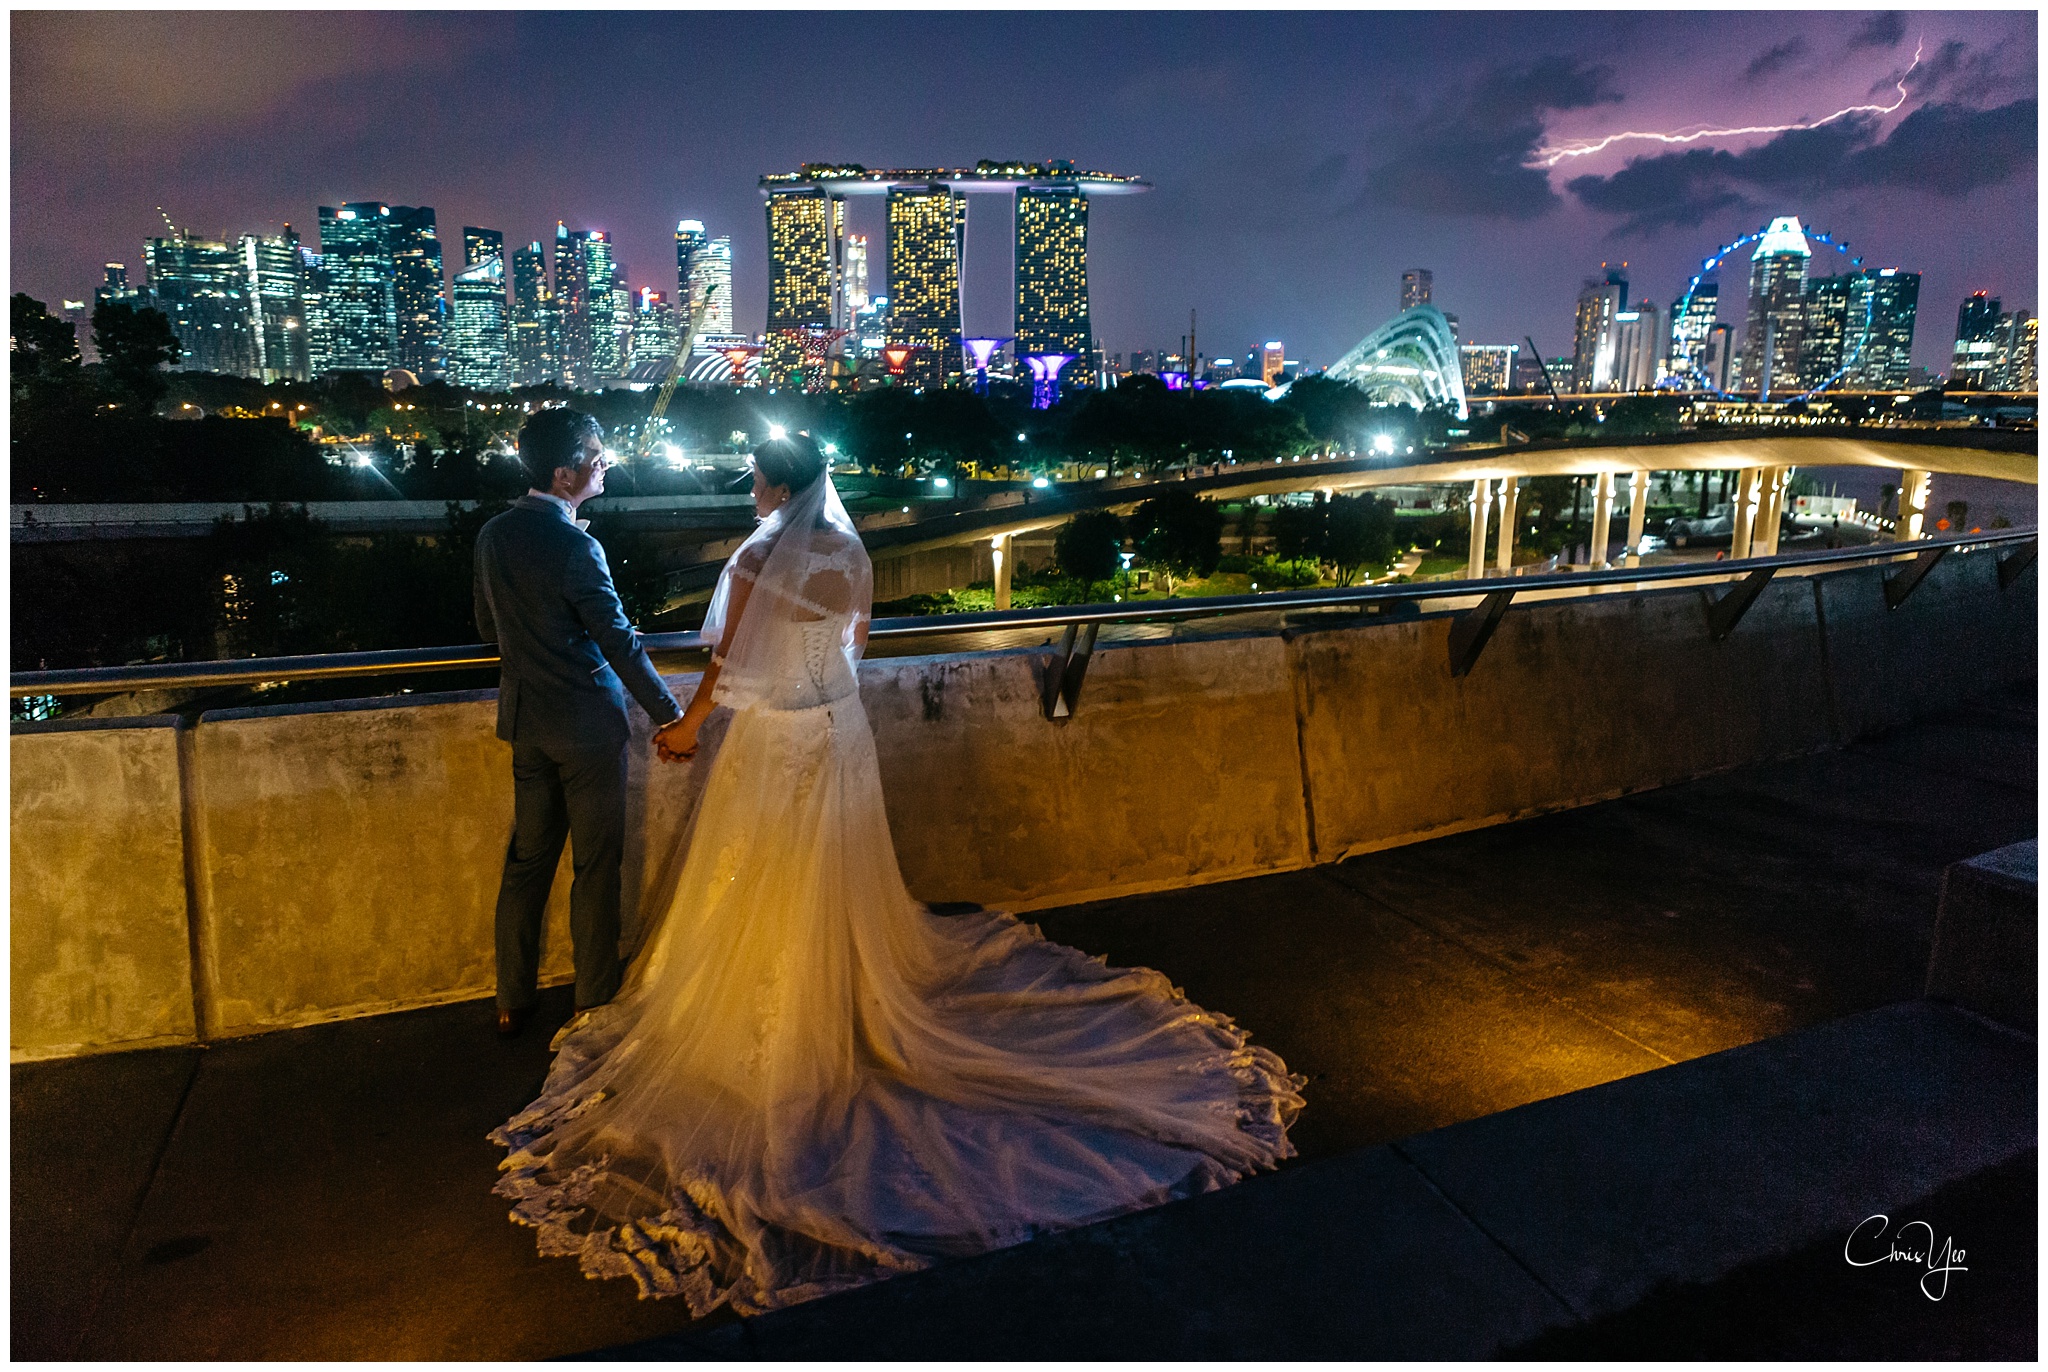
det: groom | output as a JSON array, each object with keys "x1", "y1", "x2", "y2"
[{"x1": 475, "y1": 407, "x2": 692, "y2": 1038}]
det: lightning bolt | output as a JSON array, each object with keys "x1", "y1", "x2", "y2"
[{"x1": 1532, "y1": 38, "x2": 1922, "y2": 168}]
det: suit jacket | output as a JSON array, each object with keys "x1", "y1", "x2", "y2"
[{"x1": 474, "y1": 495, "x2": 681, "y2": 753}]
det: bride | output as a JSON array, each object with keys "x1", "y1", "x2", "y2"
[{"x1": 490, "y1": 433, "x2": 1304, "y2": 1314}]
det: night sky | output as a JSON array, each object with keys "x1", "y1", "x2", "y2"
[{"x1": 12, "y1": 10, "x2": 2037, "y2": 375}]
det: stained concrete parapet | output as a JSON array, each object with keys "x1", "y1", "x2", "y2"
[
  {"x1": 10, "y1": 548, "x2": 2037, "y2": 1055},
  {"x1": 1926, "y1": 838, "x2": 2037, "y2": 1034},
  {"x1": 11, "y1": 715, "x2": 196, "y2": 1059}
]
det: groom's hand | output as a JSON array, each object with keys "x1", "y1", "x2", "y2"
[{"x1": 653, "y1": 717, "x2": 698, "y2": 763}]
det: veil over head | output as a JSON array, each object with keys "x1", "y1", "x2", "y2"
[{"x1": 700, "y1": 441, "x2": 872, "y2": 711}]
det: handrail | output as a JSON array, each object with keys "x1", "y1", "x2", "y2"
[{"x1": 11, "y1": 528, "x2": 2035, "y2": 698}]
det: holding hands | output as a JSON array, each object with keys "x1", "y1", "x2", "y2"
[{"x1": 653, "y1": 716, "x2": 699, "y2": 763}]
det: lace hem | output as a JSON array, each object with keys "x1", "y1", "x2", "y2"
[{"x1": 488, "y1": 907, "x2": 1305, "y2": 1310}]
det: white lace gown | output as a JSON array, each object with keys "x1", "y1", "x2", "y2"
[{"x1": 491, "y1": 541, "x2": 1305, "y2": 1314}]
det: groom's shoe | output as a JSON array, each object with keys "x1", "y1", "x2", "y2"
[{"x1": 496, "y1": 1006, "x2": 534, "y2": 1039}]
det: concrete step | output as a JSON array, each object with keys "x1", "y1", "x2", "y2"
[{"x1": 597, "y1": 999, "x2": 2034, "y2": 1360}]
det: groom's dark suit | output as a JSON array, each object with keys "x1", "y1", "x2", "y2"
[{"x1": 474, "y1": 493, "x2": 681, "y2": 1012}]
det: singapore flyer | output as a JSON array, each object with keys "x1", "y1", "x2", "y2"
[{"x1": 1667, "y1": 217, "x2": 1873, "y2": 402}]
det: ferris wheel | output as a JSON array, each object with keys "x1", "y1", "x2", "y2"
[{"x1": 1668, "y1": 219, "x2": 1874, "y2": 401}]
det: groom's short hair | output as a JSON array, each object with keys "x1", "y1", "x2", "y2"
[{"x1": 518, "y1": 408, "x2": 603, "y2": 490}]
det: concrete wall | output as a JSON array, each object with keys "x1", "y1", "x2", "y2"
[
  {"x1": 12, "y1": 547, "x2": 2034, "y2": 1056},
  {"x1": 11, "y1": 717, "x2": 196, "y2": 1059}
]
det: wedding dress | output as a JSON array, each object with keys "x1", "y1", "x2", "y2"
[{"x1": 490, "y1": 470, "x2": 1304, "y2": 1314}]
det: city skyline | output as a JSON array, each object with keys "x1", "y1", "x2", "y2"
[{"x1": 13, "y1": 11, "x2": 2036, "y2": 374}]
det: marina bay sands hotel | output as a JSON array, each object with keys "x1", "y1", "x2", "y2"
[{"x1": 759, "y1": 161, "x2": 1149, "y2": 389}]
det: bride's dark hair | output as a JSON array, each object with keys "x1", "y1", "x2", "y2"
[{"x1": 752, "y1": 433, "x2": 827, "y2": 493}]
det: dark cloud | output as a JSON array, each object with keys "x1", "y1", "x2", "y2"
[
  {"x1": 1566, "y1": 100, "x2": 2036, "y2": 236},
  {"x1": 1846, "y1": 12, "x2": 1906, "y2": 51},
  {"x1": 1362, "y1": 57, "x2": 1620, "y2": 219},
  {"x1": 1743, "y1": 38, "x2": 1809, "y2": 84}
]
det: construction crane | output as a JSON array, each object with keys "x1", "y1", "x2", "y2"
[
  {"x1": 639, "y1": 284, "x2": 720, "y2": 461},
  {"x1": 1524, "y1": 336, "x2": 1561, "y2": 403}
]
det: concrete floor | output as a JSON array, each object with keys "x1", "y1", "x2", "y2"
[{"x1": 11, "y1": 680, "x2": 2034, "y2": 1359}]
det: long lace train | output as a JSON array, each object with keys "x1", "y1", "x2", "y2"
[{"x1": 490, "y1": 682, "x2": 1305, "y2": 1315}]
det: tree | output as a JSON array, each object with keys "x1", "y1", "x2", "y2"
[
  {"x1": 1128, "y1": 485, "x2": 1223, "y2": 592},
  {"x1": 1053, "y1": 507, "x2": 1124, "y2": 585},
  {"x1": 1270, "y1": 496, "x2": 1325, "y2": 565},
  {"x1": 92, "y1": 299, "x2": 182, "y2": 412},
  {"x1": 1323, "y1": 493, "x2": 1398, "y2": 585},
  {"x1": 11, "y1": 293, "x2": 80, "y2": 382}
]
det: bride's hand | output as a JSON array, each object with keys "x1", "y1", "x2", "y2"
[{"x1": 654, "y1": 717, "x2": 699, "y2": 763}]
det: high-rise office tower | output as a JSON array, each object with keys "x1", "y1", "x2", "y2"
[
  {"x1": 383, "y1": 206, "x2": 447, "y2": 380},
  {"x1": 1951, "y1": 291, "x2": 2004, "y2": 389},
  {"x1": 632, "y1": 287, "x2": 680, "y2": 372},
  {"x1": 1703, "y1": 324, "x2": 1735, "y2": 392},
  {"x1": 509, "y1": 241, "x2": 557, "y2": 387},
  {"x1": 239, "y1": 226, "x2": 310, "y2": 382},
  {"x1": 317, "y1": 203, "x2": 400, "y2": 372},
  {"x1": 1667, "y1": 283, "x2": 1719, "y2": 385},
  {"x1": 1799, "y1": 273, "x2": 1856, "y2": 390},
  {"x1": 696, "y1": 236, "x2": 734, "y2": 338},
  {"x1": 1570, "y1": 267, "x2": 1627, "y2": 393},
  {"x1": 1612, "y1": 300, "x2": 1662, "y2": 391},
  {"x1": 886, "y1": 185, "x2": 966, "y2": 388},
  {"x1": 1999, "y1": 314, "x2": 2038, "y2": 392},
  {"x1": 298, "y1": 246, "x2": 333, "y2": 377},
  {"x1": 449, "y1": 257, "x2": 510, "y2": 390},
  {"x1": 94, "y1": 262, "x2": 140, "y2": 308},
  {"x1": 1015, "y1": 185, "x2": 1092, "y2": 386},
  {"x1": 144, "y1": 234, "x2": 258, "y2": 376},
  {"x1": 1740, "y1": 216, "x2": 1809, "y2": 398},
  {"x1": 1844, "y1": 269, "x2": 1919, "y2": 389},
  {"x1": 1400, "y1": 268, "x2": 1432, "y2": 312},
  {"x1": 554, "y1": 225, "x2": 619, "y2": 389},
  {"x1": 448, "y1": 226, "x2": 510, "y2": 390},
  {"x1": 599, "y1": 266, "x2": 631, "y2": 383},
  {"x1": 843, "y1": 234, "x2": 870, "y2": 319},
  {"x1": 764, "y1": 187, "x2": 843, "y2": 386},
  {"x1": 675, "y1": 219, "x2": 708, "y2": 327},
  {"x1": 463, "y1": 228, "x2": 503, "y2": 271}
]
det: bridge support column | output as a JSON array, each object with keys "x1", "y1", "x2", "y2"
[
  {"x1": 1588, "y1": 470, "x2": 1616, "y2": 567},
  {"x1": 1624, "y1": 471, "x2": 1649, "y2": 568},
  {"x1": 1467, "y1": 479, "x2": 1490, "y2": 579},
  {"x1": 1754, "y1": 467, "x2": 1786, "y2": 557},
  {"x1": 992, "y1": 534, "x2": 1014, "y2": 610},
  {"x1": 1495, "y1": 477, "x2": 1519, "y2": 574},
  {"x1": 1898, "y1": 468, "x2": 1932, "y2": 541},
  {"x1": 1732, "y1": 467, "x2": 1762, "y2": 559}
]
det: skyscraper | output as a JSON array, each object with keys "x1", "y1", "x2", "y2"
[
  {"x1": 317, "y1": 203, "x2": 400, "y2": 372},
  {"x1": 1261, "y1": 341, "x2": 1285, "y2": 386},
  {"x1": 696, "y1": 236, "x2": 734, "y2": 338},
  {"x1": 1845, "y1": 269, "x2": 1919, "y2": 390},
  {"x1": 764, "y1": 187, "x2": 843, "y2": 386},
  {"x1": 448, "y1": 227, "x2": 510, "y2": 390},
  {"x1": 554, "y1": 225, "x2": 619, "y2": 390},
  {"x1": 631, "y1": 287, "x2": 680, "y2": 373},
  {"x1": 1570, "y1": 267, "x2": 1627, "y2": 393},
  {"x1": 94, "y1": 262, "x2": 140, "y2": 308},
  {"x1": 1667, "y1": 283, "x2": 1719, "y2": 386},
  {"x1": 886, "y1": 185, "x2": 966, "y2": 388},
  {"x1": 1703, "y1": 324, "x2": 1735, "y2": 392},
  {"x1": 675, "y1": 219, "x2": 708, "y2": 328},
  {"x1": 600, "y1": 266, "x2": 631, "y2": 383},
  {"x1": 1612, "y1": 300, "x2": 1662, "y2": 391},
  {"x1": 1015, "y1": 185, "x2": 1091, "y2": 385},
  {"x1": 1999, "y1": 314, "x2": 2038, "y2": 392},
  {"x1": 1400, "y1": 269, "x2": 1432, "y2": 312},
  {"x1": 239, "y1": 226, "x2": 309, "y2": 382},
  {"x1": 144, "y1": 234, "x2": 258, "y2": 376},
  {"x1": 1458, "y1": 344, "x2": 1515, "y2": 396},
  {"x1": 1951, "y1": 291, "x2": 2004, "y2": 390},
  {"x1": 298, "y1": 246, "x2": 333, "y2": 378},
  {"x1": 385, "y1": 206, "x2": 447, "y2": 380},
  {"x1": 1739, "y1": 216, "x2": 1809, "y2": 398},
  {"x1": 1799, "y1": 273, "x2": 1856, "y2": 390},
  {"x1": 509, "y1": 241, "x2": 558, "y2": 387}
]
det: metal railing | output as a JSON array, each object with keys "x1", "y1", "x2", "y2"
[{"x1": 12, "y1": 529, "x2": 2036, "y2": 714}]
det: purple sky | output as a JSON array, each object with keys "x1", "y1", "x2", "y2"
[{"x1": 12, "y1": 10, "x2": 2036, "y2": 374}]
